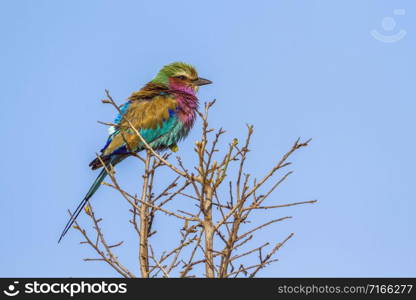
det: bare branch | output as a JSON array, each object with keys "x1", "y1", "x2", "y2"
[{"x1": 73, "y1": 91, "x2": 313, "y2": 278}]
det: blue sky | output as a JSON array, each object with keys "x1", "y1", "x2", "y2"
[{"x1": 1, "y1": 0, "x2": 415, "y2": 277}]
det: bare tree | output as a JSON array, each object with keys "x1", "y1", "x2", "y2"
[{"x1": 71, "y1": 90, "x2": 315, "y2": 278}]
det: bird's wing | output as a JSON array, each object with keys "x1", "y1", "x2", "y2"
[{"x1": 101, "y1": 95, "x2": 179, "y2": 157}]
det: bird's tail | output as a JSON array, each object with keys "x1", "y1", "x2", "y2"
[{"x1": 58, "y1": 168, "x2": 108, "y2": 243}]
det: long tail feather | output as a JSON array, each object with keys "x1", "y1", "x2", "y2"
[{"x1": 58, "y1": 168, "x2": 108, "y2": 243}]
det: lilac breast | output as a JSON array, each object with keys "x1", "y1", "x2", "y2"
[
  {"x1": 168, "y1": 80, "x2": 199, "y2": 129},
  {"x1": 176, "y1": 93, "x2": 198, "y2": 128}
]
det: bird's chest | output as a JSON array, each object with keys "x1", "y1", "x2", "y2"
[
  {"x1": 175, "y1": 95, "x2": 198, "y2": 129},
  {"x1": 176, "y1": 107, "x2": 197, "y2": 129}
]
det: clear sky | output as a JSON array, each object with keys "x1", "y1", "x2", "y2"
[{"x1": 1, "y1": 0, "x2": 415, "y2": 277}]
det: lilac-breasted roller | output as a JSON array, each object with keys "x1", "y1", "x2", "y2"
[{"x1": 58, "y1": 62, "x2": 212, "y2": 242}]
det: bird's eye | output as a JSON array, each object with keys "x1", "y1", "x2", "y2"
[{"x1": 176, "y1": 76, "x2": 187, "y2": 80}]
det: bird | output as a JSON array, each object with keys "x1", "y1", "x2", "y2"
[{"x1": 58, "y1": 62, "x2": 212, "y2": 242}]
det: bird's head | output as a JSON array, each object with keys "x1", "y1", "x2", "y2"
[{"x1": 152, "y1": 62, "x2": 212, "y2": 94}]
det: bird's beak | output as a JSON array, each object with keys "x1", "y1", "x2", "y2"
[{"x1": 193, "y1": 77, "x2": 212, "y2": 86}]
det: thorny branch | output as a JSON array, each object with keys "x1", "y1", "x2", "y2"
[{"x1": 73, "y1": 90, "x2": 315, "y2": 277}]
